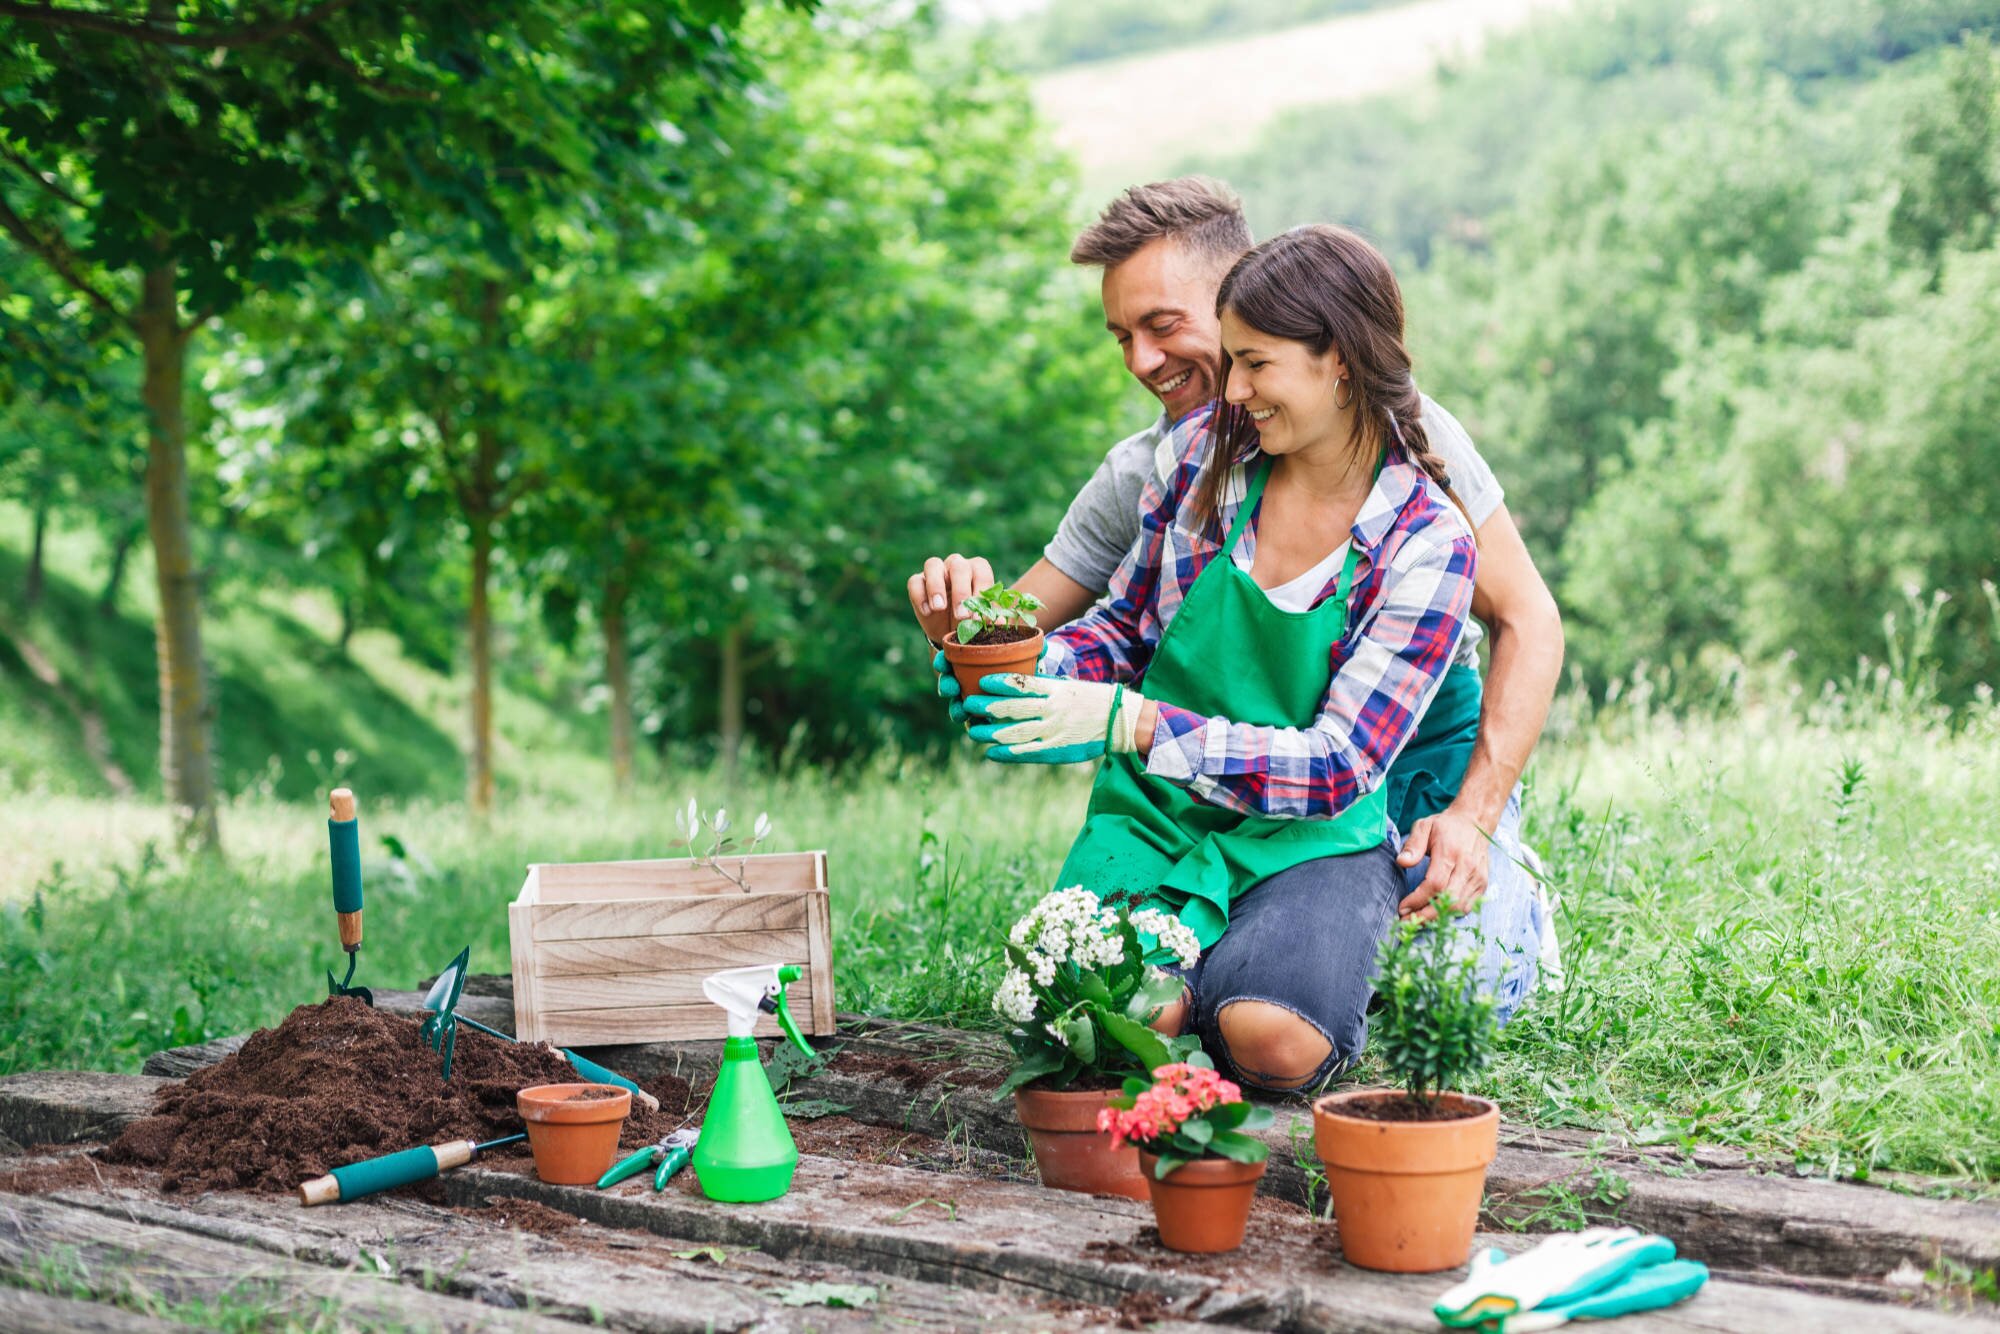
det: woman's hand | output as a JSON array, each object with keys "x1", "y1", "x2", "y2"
[
  {"x1": 964, "y1": 676, "x2": 1147, "y2": 764},
  {"x1": 906, "y1": 553, "x2": 995, "y2": 647}
]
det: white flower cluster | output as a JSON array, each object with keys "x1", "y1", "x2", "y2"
[
  {"x1": 993, "y1": 969, "x2": 1036, "y2": 1024},
  {"x1": 991, "y1": 886, "x2": 1127, "y2": 1026},
  {"x1": 1008, "y1": 886, "x2": 1125, "y2": 971},
  {"x1": 1128, "y1": 908, "x2": 1202, "y2": 969}
]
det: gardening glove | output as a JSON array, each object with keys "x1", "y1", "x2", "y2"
[
  {"x1": 1433, "y1": 1230, "x2": 1707, "y2": 1331},
  {"x1": 933, "y1": 644, "x2": 1048, "y2": 726},
  {"x1": 963, "y1": 675, "x2": 1142, "y2": 765}
]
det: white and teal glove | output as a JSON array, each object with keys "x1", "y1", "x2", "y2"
[
  {"x1": 932, "y1": 645, "x2": 1050, "y2": 726},
  {"x1": 1433, "y1": 1229, "x2": 1709, "y2": 1331},
  {"x1": 963, "y1": 676, "x2": 1142, "y2": 765}
]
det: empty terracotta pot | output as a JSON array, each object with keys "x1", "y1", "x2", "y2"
[
  {"x1": 942, "y1": 629, "x2": 1045, "y2": 704},
  {"x1": 1013, "y1": 1085, "x2": 1147, "y2": 1200},
  {"x1": 1312, "y1": 1089, "x2": 1498, "y2": 1272},
  {"x1": 518, "y1": 1083, "x2": 631, "y2": 1185},
  {"x1": 1140, "y1": 1151, "x2": 1267, "y2": 1253}
]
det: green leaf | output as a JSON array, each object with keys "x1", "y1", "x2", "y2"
[
  {"x1": 955, "y1": 620, "x2": 979, "y2": 644},
  {"x1": 775, "y1": 1283, "x2": 878, "y2": 1309},
  {"x1": 1238, "y1": 1105, "x2": 1276, "y2": 1132},
  {"x1": 1079, "y1": 971, "x2": 1115, "y2": 1010},
  {"x1": 1097, "y1": 1009, "x2": 1173, "y2": 1073},
  {"x1": 1121, "y1": 1075, "x2": 1153, "y2": 1099},
  {"x1": 1180, "y1": 1118, "x2": 1213, "y2": 1147},
  {"x1": 1152, "y1": 1153, "x2": 1188, "y2": 1179},
  {"x1": 1061, "y1": 1015, "x2": 1097, "y2": 1065},
  {"x1": 1207, "y1": 1129, "x2": 1271, "y2": 1164},
  {"x1": 994, "y1": 1044, "x2": 1065, "y2": 1100},
  {"x1": 1204, "y1": 1100, "x2": 1252, "y2": 1131},
  {"x1": 1125, "y1": 969, "x2": 1184, "y2": 1023}
]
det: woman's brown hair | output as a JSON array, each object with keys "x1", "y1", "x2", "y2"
[{"x1": 1197, "y1": 224, "x2": 1472, "y2": 535}]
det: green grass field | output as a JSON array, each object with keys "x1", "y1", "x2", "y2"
[{"x1": 3, "y1": 512, "x2": 1995, "y2": 1184}]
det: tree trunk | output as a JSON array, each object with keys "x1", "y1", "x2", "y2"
[
  {"x1": 99, "y1": 520, "x2": 141, "y2": 617},
  {"x1": 603, "y1": 583, "x2": 635, "y2": 797},
  {"x1": 137, "y1": 261, "x2": 220, "y2": 853},
  {"x1": 24, "y1": 490, "x2": 47, "y2": 610},
  {"x1": 467, "y1": 514, "x2": 495, "y2": 819},
  {"x1": 719, "y1": 620, "x2": 744, "y2": 784}
]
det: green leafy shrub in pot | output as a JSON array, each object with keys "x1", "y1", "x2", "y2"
[{"x1": 1370, "y1": 900, "x2": 1501, "y2": 1110}]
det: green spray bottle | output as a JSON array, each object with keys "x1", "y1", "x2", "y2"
[{"x1": 691, "y1": 963, "x2": 812, "y2": 1202}]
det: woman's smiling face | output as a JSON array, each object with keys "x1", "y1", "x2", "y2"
[{"x1": 1220, "y1": 309, "x2": 1347, "y2": 457}]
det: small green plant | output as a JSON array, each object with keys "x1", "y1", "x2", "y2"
[
  {"x1": 1100, "y1": 1060, "x2": 1275, "y2": 1179},
  {"x1": 954, "y1": 584, "x2": 1043, "y2": 643},
  {"x1": 992, "y1": 887, "x2": 1204, "y2": 1096},
  {"x1": 1371, "y1": 901, "x2": 1500, "y2": 1107}
]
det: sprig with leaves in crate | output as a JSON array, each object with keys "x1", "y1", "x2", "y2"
[{"x1": 672, "y1": 798, "x2": 773, "y2": 891}]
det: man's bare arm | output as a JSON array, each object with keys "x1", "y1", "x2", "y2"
[
  {"x1": 1013, "y1": 559, "x2": 1097, "y2": 631},
  {"x1": 1399, "y1": 502, "x2": 1564, "y2": 919}
]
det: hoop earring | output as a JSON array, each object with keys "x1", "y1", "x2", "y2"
[{"x1": 1332, "y1": 375, "x2": 1353, "y2": 410}]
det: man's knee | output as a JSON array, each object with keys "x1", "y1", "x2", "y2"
[{"x1": 1216, "y1": 999, "x2": 1334, "y2": 1090}]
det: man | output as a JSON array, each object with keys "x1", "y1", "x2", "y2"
[{"x1": 908, "y1": 178, "x2": 1563, "y2": 1010}]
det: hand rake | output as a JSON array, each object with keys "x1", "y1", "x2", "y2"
[{"x1": 419, "y1": 947, "x2": 659, "y2": 1109}]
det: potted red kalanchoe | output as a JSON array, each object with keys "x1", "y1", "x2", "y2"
[
  {"x1": 993, "y1": 887, "x2": 1204, "y2": 1200},
  {"x1": 1100, "y1": 1061, "x2": 1274, "y2": 1253}
]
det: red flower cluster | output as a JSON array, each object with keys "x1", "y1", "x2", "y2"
[{"x1": 1096, "y1": 1062, "x2": 1243, "y2": 1150}]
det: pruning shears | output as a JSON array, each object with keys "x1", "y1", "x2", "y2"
[{"x1": 597, "y1": 1127, "x2": 699, "y2": 1191}]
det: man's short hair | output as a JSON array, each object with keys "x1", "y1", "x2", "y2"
[{"x1": 1069, "y1": 176, "x2": 1252, "y2": 273}]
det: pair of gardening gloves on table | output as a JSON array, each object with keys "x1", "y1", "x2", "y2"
[
  {"x1": 932, "y1": 648, "x2": 1143, "y2": 764},
  {"x1": 1433, "y1": 1229, "x2": 1709, "y2": 1331}
]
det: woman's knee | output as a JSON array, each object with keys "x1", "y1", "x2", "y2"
[
  {"x1": 1215, "y1": 1000, "x2": 1334, "y2": 1089},
  {"x1": 1148, "y1": 988, "x2": 1192, "y2": 1037}
]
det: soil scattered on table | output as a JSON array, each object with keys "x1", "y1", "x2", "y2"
[
  {"x1": 0, "y1": 1153, "x2": 151, "y2": 1195},
  {"x1": 830, "y1": 1045, "x2": 1008, "y2": 1092},
  {"x1": 102, "y1": 997, "x2": 667, "y2": 1194},
  {"x1": 456, "y1": 1197, "x2": 584, "y2": 1235}
]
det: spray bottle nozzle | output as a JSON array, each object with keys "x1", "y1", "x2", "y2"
[{"x1": 704, "y1": 963, "x2": 812, "y2": 1055}]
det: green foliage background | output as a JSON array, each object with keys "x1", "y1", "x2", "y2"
[{"x1": 1193, "y1": 0, "x2": 2000, "y2": 704}]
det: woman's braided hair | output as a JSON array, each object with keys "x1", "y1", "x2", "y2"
[{"x1": 1197, "y1": 224, "x2": 1474, "y2": 538}]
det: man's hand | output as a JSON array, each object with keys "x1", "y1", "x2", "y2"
[
  {"x1": 1396, "y1": 807, "x2": 1493, "y2": 923},
  {"x1": 965, "y1": 675, "x2": 1142, "y2": 764},
  {"x1": 906, "y1": 553, "x2": 995, "y2": 646}
]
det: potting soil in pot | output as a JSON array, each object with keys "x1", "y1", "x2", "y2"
[{"x1": 104, "y1": 996, "x2": 699, "y2": 1194}]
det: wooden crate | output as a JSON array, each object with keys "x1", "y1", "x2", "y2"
[{"x1": 508, "y1": 850, "x2": 835, "y2": 1046}]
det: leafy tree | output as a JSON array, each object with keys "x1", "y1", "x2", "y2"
[
  {"x1": 0, "y1": 0, "x2": 775, "y2": 838},
  {"x1": 1890, "y1": 35, "x2": 1999, "y2": 263}
]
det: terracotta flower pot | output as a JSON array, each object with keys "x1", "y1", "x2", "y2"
[
  {"x1": 1311, "y1": 1089, "x2": 1498, "y2": 1273},
  {"x1": 1013, "y1": 1085, "x2": 1147, "y2": 1200},
  {"x1": 1139, "y1": 1151, "x2": 1267, "y2": 1253},
  {"x1": 942, "y1": 629, "x2": 1045, "y2": 704},
  {"x1": 517, "y1": 1083, "x2": 631, "y2": 1186}
]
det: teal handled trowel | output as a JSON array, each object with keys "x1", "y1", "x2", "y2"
[{"x1": 419, "y1": 947, "x2": 659, "y2": 1109}]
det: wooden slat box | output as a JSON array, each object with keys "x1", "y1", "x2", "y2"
[{"x1": 508, "y1": 851, "x2": 835, "y2": 1046}]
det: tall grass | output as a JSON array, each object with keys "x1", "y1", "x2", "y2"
[{"x1": 4, "y1": 678, "x2": 1995, "y2": 1181}]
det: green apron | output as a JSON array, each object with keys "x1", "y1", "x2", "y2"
[
  {"x1": 1384, "y1": 661, "x2": 1482, "y2": 834},
  {"x1": 1054, "y1": 457, "x2": 1486, "y2": 949}
]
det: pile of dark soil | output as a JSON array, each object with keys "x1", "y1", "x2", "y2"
[{"x1": 104, "y1": 997, "x2": 685, "y2": 1194}]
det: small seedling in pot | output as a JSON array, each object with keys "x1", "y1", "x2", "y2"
[{"x1": 955, "y1": 584, "x2": 1044, "y2": 645}]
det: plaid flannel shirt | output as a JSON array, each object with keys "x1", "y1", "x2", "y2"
[{"x1": 1041, "y1": 404, "x2": 1477, "y2": 821}]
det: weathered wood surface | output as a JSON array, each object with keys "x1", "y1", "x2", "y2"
[
  {"x1": 37, "y1": 1176, "x2": 1152, "y2": 1332},
  {"x1": 0, "y1": 1286, "x2": 183, "y2": 1333},
  {"x1": 99, "y1": 992, "x2": 2000, "y2": 1287},
  {"x1": 0, "y1": 1191, "x2": 581, "y2": 1331},
  {"x1": 456, "y1": 1154, "x2": 1995, "y2": 1332},
  {"x1": 0, "y1": 1071, "x2": 171, "y2": 1145}
]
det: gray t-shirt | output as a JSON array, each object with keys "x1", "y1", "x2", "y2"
[{"x1": 1043, "y1": 394, "x2": 1501, "y2": 667}]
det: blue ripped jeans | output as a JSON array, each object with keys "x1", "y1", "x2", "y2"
[{"x1": 1172, "y1": 789, "x2": 1550, "y2": 1091}]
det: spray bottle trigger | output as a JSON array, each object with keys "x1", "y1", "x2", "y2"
[{"x1": 771, "y1": 964, "x2": 810, "y2": 1054}]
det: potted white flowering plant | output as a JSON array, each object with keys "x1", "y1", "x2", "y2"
[{"x1": 992, "y1": 886, "x2": 1204, "y2": 1199}]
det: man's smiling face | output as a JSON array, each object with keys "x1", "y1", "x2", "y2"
[{"x1": 1100, "y1": 237, "x2": 1225, "y2": 424}]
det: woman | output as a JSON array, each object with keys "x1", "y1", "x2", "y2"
[{"x1": 964, "y1": 225, "x2": 1481, "y2": 1090}]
